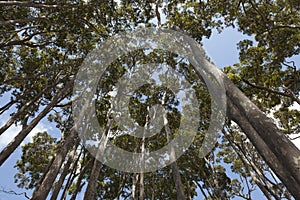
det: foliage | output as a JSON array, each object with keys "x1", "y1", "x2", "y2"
[
  {"x1": 14, "y1": 132, "x2": 57, "y2": 189},
  {"x1": 0, "y1": 0, "x2": 299, "y2": 199}
]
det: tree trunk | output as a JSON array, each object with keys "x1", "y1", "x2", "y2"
[
  {"x1": 83, "y1": 117, "x2": 113, "y2": 200},
  {"x1": 70, "y1": 159, "x2": 92, "y2": 200},
  {"x1": 83, "y1": 158, "x2": 102, "y2": 200},
  {"x1": 0, "y1": 84, "x2": 68, "y2": 166},
  {"x1": 162, "y1": 91, "x2": 186, "y2": 200},
  {"x1": 30, "y1": 128, "x2": 78, "y2": 200},
  {"x1": 132, "y1": 174, "x2": 139, "y2": 200},
  {"x1": 188, "y1": 40, "x2": 300, "y2": 199},
  {"x1": 224, "y1": 76, "x2": 300, "y2": 199},
  {"x1": 50, "y1": 152, "x2": 74, "y2": 200}
]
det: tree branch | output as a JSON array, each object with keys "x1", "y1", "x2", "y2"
[
  {"x1": 242, "y1": 79, "x2": 291, "y2": 97},
  {"x1": 273, "y1": 25, "x2": 300, "y2": 30},
  {"x1": 0, "y1": 31, "x2": 50, "y2": 48},
  {"x1": 243, "y1": 79, "x2": 300, "y2": 105},
  {"x1": 0, "y1": 187, "x2": 30, "y2": 199},
  {"x1": 0, "y1": 1, "x2": 78, "y2": 9},
  {"x1": 0, "y1": 17, "x2": 50, "y2": 26}
]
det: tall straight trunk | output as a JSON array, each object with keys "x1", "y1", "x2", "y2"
[
  {"x1": 162, "y1": 91, "x2": 186, "y2": 200},
  {"x1": 132, "y1": 174, "x2": 139, "y2": 200},
  {"x1": 139, "y1": 106, "x2": 150, "y2": 200},
  {"x1": 224, "y1": 76, "x2": 300, "y2": 199},
  {"x1": 50, "y1": 149, "x2": 75, "y2": 200},
  {"x1": 70, "y1": 159, "x2": 92, "y2": 200},
  {"x1": 83, "y1": 158, "x2": 102, "y2": 200},
  {"x1": 60, "y1": 166, "x2": 77, "y2": 200},
  {"x1": 0, "y1": 84, "x2": 68, "y2": 166},
  {"x1": 187, "y1": 40, "x2": 300, "y2": 199},
  {"x1": 31, "y1": 128, "x2": 79, "y2": 200},
  {"x1": 116, "y1": 173, "x2": 126, "y2": 199},
  {"x1": 83, "y1": 118, "x2": 113, "y2": 200}
]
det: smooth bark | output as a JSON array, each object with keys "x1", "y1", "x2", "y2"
[
  {"x1": 83, "y1": 118, "x2": 113, "y2": 200},
  {"x1": 226, "y1": 92, "x2": 300, "y2": 199},
  {"x1": 50, "y1": 146, "x2": 77, "y2": 200},
  {"x1": 30, "y1": 128, "x2": 78, "y2": 200},
  {"x1": 0, "y1": 85, "x2": 68, "y2": 166},
  {"x1": 70, "y1": 159, "x2": 92, "y2": 200},
  {"x1": 189, "y1": 40, "x2": 300, "y2": 198},
  {"x1": 162, "y1": 92, "x2": 186, "y2": 200}
]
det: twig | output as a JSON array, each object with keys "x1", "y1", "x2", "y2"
[{"x1": 0, "y1": 187, "x2": 30, "y2": 199}]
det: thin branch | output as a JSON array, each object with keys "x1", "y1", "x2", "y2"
[
  {"x1": 0, "y1": 1, "x2": 78, "y2": 9},
  {"x1": 0, "y1": 188, "x2": 30, "y2": 199},
  {"x1": 242, "y1": 79, "x2": 291, "y2": 97},
  {"x1": 0, "y1": 17, "x2": 50, "y2": 26},
  {"x1": 282, "y1": 86, "x2": 300, "y2": 105},
  {"x1": 0, "y1": 99, "x2": 16, "y2": 115},
  {"x1": 273, "y1": 25, "x2": 300, "y2": 30},
  {"x1": 290, "y1": 135, "x2": 300, "y2": 140},
  {"x1": 0, "y1": 31, "x2": 47, "y2": 48}
]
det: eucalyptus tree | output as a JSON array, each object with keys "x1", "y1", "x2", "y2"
[{"x1": 0, "y1": 0, "x2": 300, "y2": 199}]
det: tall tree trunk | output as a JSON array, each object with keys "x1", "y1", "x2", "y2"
[
  {"x1": 50, "y1": 149, "x2": 75, "y2": 200},
  {"x1": 70, "y1": 159, "x2": 92, "y2": 200},
  {"x1": 30, "y1": 128, "x2": 79, "y2": 200},
  {"x1": 162, "y1": 91, "x2": 186, "y2": 200},
  {"x1": 224, "y1": 76, "x2": 300, "y2": 199},
  {"x1": 188, "y1": 41, "x2": 300, "y2": 198},
  {"x1": 116, "y1": 173, "x2": 126, "y2": 200},
  {"x1": 83, "y1": 158, "x2": 102, "y2": 200},
  {"x1": 83, "y1": 118, "x2": 113, "y2": 200},
  {"x1": 132, "y1": 174, "x2": 139, "y2": 200},
  {"x1": 139, "y1": 106, "x2": 150, "y2": 200},
  {"x1": 0, "y1": 84, "x2": 68, "y2": 166}
]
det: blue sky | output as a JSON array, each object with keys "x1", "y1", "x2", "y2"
[{"x1": 0, "y1": 26, "x2": 299, "y2": 199}]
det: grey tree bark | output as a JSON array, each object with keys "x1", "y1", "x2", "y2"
[
  {"x1": 0, "y1": 84, "x2": 69, "y2": 167},
  {"x1": 224, "y1": 76, "x2": 300, "y2": 199},
  {"x1": 162, "y1": 91, "x2": 186, "y2": 200},
  {"x1": 50, "y1": 152, "x2": 74, "y2": 200},
  {"x1": 30, "y1": 128, "x2": 79, "y2": 200},
  {"x1": 188, "y1": 38, "x2": 300, "y2": 199},
  {"x1": 83, "y1": 118, "x2": 113, "y2": 200}
]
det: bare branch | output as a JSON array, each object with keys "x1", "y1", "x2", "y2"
[
  {"x1": 0, "y1": 31, "x2": 50, "y2": 48},
  {"x1": 0, "y1": 187, "x2": 30, "y2": 199},
  {"x1": 0, "y1": 1, "x2": 78, "y2": 9},
  {"x1": 282, "y1": 86, "x2": 300, "y2": 106},
  {"x1": 243, "y1": 79, "x2": 300, "y2": 105},
  {"x1": 242, "y1": 79, "x2": 291, "y2": 97},
  {"x1": 0, "y1": 17, "x2": 50, "y2": 26},
  {"x1": 290, "y1": 135, "x2": 300, "y2": 140}
]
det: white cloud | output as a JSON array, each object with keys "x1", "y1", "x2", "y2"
[
  {"x1": 22, "y1": 122, "x2": 50, "y2": 145},
  {"x1": 0, "y1": 123, "x2": 21, "y2": 151},
  {"x1": 0, "y1": 119, "x2": 50, "y2": 151}
]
